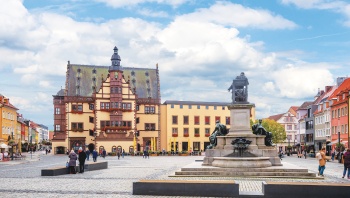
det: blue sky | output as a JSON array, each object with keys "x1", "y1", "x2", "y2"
[{"x1": 1, "y1": 0, "x2": 350, "y2": 129}]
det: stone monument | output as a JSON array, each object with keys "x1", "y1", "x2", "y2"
[{"x1": 203, "y1": 72, "x2": 282, "y2": 167}]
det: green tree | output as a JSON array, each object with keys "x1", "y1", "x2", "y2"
[{"x1": 252, "y1": 119, "x2": 286, "y2": 146}]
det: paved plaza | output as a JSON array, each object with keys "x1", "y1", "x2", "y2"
[{"x1": 0, "y1": 152, "x2": 349, "y2": 197}]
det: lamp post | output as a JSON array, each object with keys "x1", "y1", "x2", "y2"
[
  {"x1": 11, "y1": 131, "x2": 14, "y2": 160},
  {"x1": 338, "y1": 131, "x2": 341, "y2": 163}
]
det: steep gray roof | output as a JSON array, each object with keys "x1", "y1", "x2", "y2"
[{"x1": 66, "y1": 64, "x2": 159, "y2": 99}]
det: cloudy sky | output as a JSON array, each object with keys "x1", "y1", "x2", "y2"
[{"x1": 1, "y1": 0, "x2": 350, "y2": 129}]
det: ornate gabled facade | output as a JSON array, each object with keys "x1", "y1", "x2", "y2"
[
  {"x1": 268, "y1": 106, "x2": 299, "y2": 152},
  {"x1": 52, "y1": 47, "x2": 161, "y2": 154}
]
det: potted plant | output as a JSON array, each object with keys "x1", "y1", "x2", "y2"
[{"x1": 336, "y1": 143, "x2": 345, "y2": 152}]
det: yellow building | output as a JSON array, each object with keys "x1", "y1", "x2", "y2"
[
  {"x1": 0, "y1": 94, "x2": 19, "y2": 148},
  {"x1": 160, "y1": 101, "x2": 256, "y2": 153},
  {"x1": 52, "y1": 47, "x2": 161, "y2": 154}
]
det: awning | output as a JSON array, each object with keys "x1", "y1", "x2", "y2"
[
  {"x1": 0, "y1": 143, "x2": 11, "y2": 148},
  {"x1": 294, "y1": 143, "x2": 300, "y2": 147},
  {"x1": 327, "y1": 140, "x2": 348, "y2": 146}
]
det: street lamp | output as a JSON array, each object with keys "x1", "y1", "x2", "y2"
[{"x1": 11, "y1": 131, "x2": 14, "y2": 160}]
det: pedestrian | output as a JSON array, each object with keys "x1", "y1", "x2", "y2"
[
  {"x1": 342, "y1": 148, "x2": 350, "y2": 179},
  {"x1": 92, "y1": 149, "x2": 98, "y2": 162},
  {"x1": 85, "y1": 149, "x2": 90, "y2": 161},
  {"x1": 68, "y1": 149, "x2": 78, "y2": 174},
  {"x1": 304, "y1": 149, "x2": 307, "y2": 159},
  {"x1": 331, "y1": 150, "x2": 335, "y2": 161},
  {"x1": 122, "y1": 149, "x2": 125, "y2": 158},
  {"x1": 162, "y1": 148, "x2": 165, "y2": 156},
  {"x1": 102, "y1": 149, "x2": 106, "y2": 158},
  {"x1": 78, "y1": 147, "x2": 87, "y2": 173},
  {"x1": 278, "y1": 151, "x2": 283, "y2": 160},
  {"x1": 45, "y1": 149, "x2": 48, "y2": 155},
  {"x1": 117, "y1": 151, "x2": 120, "y2": 160},
  {"x1": 317, "y1": 147, "x2": 327, "y2": 177},
  {"x1": 145, "y1": 150, "x2": 149, "y2": 159}
]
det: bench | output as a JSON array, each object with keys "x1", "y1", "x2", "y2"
[
  {"x1": 263, "y1": 181, "x2": 350, "y2": 198},
  {"x1": 133, "y1": 180, "x2": 238, "y2": 197},
  {"x1": 41, "y1": 161, "x2": 108, "y2": 176}
]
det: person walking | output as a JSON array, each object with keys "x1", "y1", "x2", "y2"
[
  {"x1": 117, "y1": 150, "x2": 120, "y2": 160},
  {"x1": 68, "y1": 149, "x2": 78, "y2": 174},
  {"x1": 92, "y1": 149, "x2": 98, "y2": 162},
  {"x1": 304, "y1": 149, "x2": 307, "y2": 159},
  {"x1": 318, "y1": 147, "x2": 327, "y2": 177},
  {"x1": 278, "y1": 151, "x2": 283, "y2": 160},
  {"x1": 342, "y1": 148, "x2": 350, "y2": 179},
  {"x1": 122, "y1": 149, "x2": 125, "y2": 158},
  {"x1": 331, "y1": 150, "x2": 335, "y2": 161},
  {"x1": 85, "y1": 149, "x2": 90, "y2": 161},
  {"x1": 78, "y1": 147, "x2": 87, "y2": 173},
  {"x1": 102, "y1": 149, "x2": 106, "y2": 158}
]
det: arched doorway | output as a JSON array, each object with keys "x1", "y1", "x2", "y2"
[
  {"x1": 72, "y1": 141, "x2": 84, "y2": 153},
  {"x1": 112, "y1": 146, "x2": 117, "y2": 153},
  {"x1": 55, "y1": 146, "x2": 65, "y2": 154},
  {"x1": 99, "y1": 146, "x2": 104, "y2": 155}
]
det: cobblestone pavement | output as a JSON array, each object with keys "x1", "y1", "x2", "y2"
[{"x1": 0, "y1": 153, "x2": 349, "y2": 197}]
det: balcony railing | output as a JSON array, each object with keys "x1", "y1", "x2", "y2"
[
  {"x1": 103, "y1": 126, "x2": 132, "y2": 132},
  {"x1": 100, "y1": 108, "x2": 133, "y2": 112},
  {"x1": 172, "y1": 134, "x2": 178, "y2": 137}
]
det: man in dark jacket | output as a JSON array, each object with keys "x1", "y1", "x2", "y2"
[
  {"x1": 92, "y1": 149, "x2": 98, "y2": 162},
  {"x1": 342, "y1": 148, "x2": 350, "y2": 179},
  {"x1": 78, "y1": 148, "x2": 87, "y2": 173}
]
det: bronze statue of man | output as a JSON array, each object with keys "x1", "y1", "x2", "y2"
[
  {"x1": 228, "y1": 72, "x2": 249, "y2": 103},
  {"x1": 252, "y1": 119, "x2": 274, "y2": 146},
  {"x1": 207, "y1": 120, "x2": 228, "y2": 149}
]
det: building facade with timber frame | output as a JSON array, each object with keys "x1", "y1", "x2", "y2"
[{"x1": 52, "y1": 46, "x2": 161, "y2": 154}]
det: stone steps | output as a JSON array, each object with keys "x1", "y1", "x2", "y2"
[
  {"x1": 175, "y1": 171, "x2": 316, "y2": 177},
  {"x1": 181, "y1": 167, "x2": 308, "y2": 172}
]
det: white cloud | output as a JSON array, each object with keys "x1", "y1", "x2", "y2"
[
  {"x1": 270, "y1": 64, "x2": 334, "y2": 98},
  {"x1": 95, "y1": 0, "x2": 190, "y2": 8},
  {"x1": 179, "y1": 2, "x2": 297, "y2": 30}
]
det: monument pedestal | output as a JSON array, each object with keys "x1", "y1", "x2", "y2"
[{"x1": 203, "y1": 103, "x2": 282, "y2": 167}]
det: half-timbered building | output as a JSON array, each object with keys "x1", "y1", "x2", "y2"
[{"x1": 52, "y1": 47, "x2": 161, "y2": 154}]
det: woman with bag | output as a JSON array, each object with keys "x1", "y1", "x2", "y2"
[
  {"x1": 68, "y1": 149, "x2": 78, "y2": 174},
  {"x1": 342, "y1": 148, "x2": 350, "y2": 179}
]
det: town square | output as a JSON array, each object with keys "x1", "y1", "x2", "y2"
[{"x1": 1, "y1": 0, "x2": 350, "y2": 197}]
